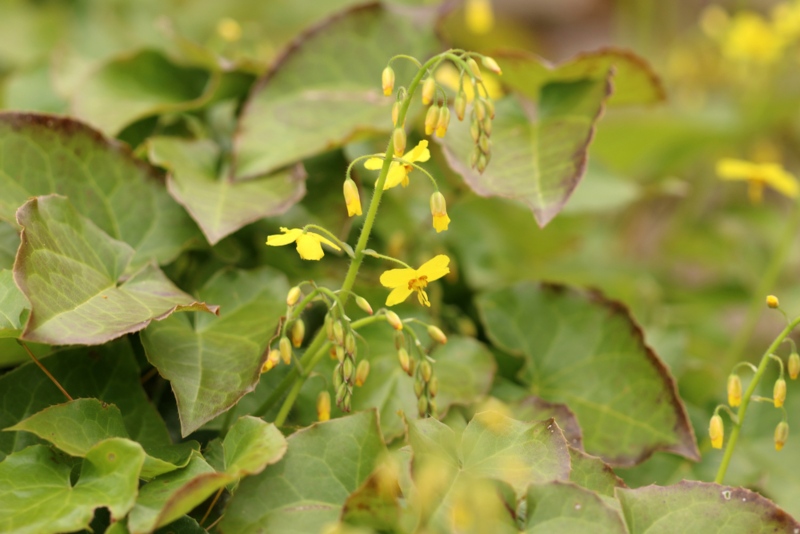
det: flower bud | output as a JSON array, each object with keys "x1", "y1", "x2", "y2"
[
  {"x1": 469, "y1": 119, "x2": 481, "y2": 143},
  {"x1": 391, "y1": 101, "x2": 401, "y2": 127},
  {"x1": 430, "y1": 191, "x2": 450, "y2": 233},
  {"x1": 397, "y1": 347, "x2": 411, "y2": 373},
  {"x1": 482, "y1": 116, "x2": 492, "y2": 136},
  {"x1": 481, "y1": 55, "x2": 502, "y2": 75},
  {"x1": 336, "y1": 382, "x2": 348, "y2": 405},
  {"x1": 790, "y1": 353, "x2": 800, "y2": 380},
  {"x1": 286, "y1": 286, "x2": 302, "y2": 306},
  {"x1": 484, "y1": 98, "x2": 495, "y2": 119},
  {"x1": 709, "y1": 414, "x2": 724, "y2": 449},
  {"x1": 420, "y1": 360, "x2": 433, "y2": 383},
  {"x1": 343, "y1": 178, "x2": 362, "y2": 217},
  {"x1": 343, "y1": 357, "x2": 354, "y2": 383},
  {"x1": 317, "y1": 391, "x2": 331, "y2": 422},
  {"x1": 407, "y1": 357, "x2": 416, "y2": 377},
  {"x1": 478, "y1": 133, "x2": 491, "y2": 154},
  {"x1": 774, "y1": 378, "x2": 787, "y2": 408},
  {"x1": 727, "y1": 374, "x2": 742, "y2": 407},
  {"x1": 333, "y1": 320, "x2": 345, "y2": 345},
  {"x1": 429, "y1": 376, "x2": 439, "y2": 397},
  {"x1": 342, "y1": 392, "x2": 352, "y2": 413},
  {"x1": 291, "y1": 319, "x2": 305, "y2": 348},
  {"x1": 429, "y1": 399, "x2": 437, "y2": 415},
  {"x1": 455, "y1": 91, "x2": 467, "y2": 121},
  {"x1": 345, "y1": 331, "x2": 356, "y2": 355},
  {"x1": 435, "y1": 106, "x2": 450, "y2": 137},
  {"x1": 355, "y1": 296, "x2": 373, "y2": 315},
  {"x1": 475, "y1": 99, "x2": 487, "y2": 121},
  {"x1": 466, "y1": 57, "x2": 482, "y2": 80},
  {"x1": 394, "y1": 330, "x2": 406, "y2": 350},
  {"x1": 335, "y1": 345, "x2": 345, "y2": 363},
  {"x1": 279, "y1": 336, "x2": 292, "y2": 365},
  {"x1": 382, "y1": 66, "x2": 395, "y2": 96},
  {"x1": 418, "y1": 396, "x2": 429, "y2": 417},
  {"x1": 427, "y1": 325, "x2": 447, "y2": 344},
  {"x1": 767, "y1": 295, "x2": 779, "y2": 308},
  {"x1": 392, "y1": 127, "x2": 406, "y2": 157},
  {"x1": 329, "y1": 347, "x2": 338, "y2": 360},
  {"x1": 261, "y1": 349, "x2": 281, "y2": 373},
  {"x1": 421, "y1": 77, "x2": 436, "y2": 105},
  {"x1": 355, "y1": 360, "x2": 370, "y2": 387},
  {"x1": 386, "y1": 310, "x2": 403, "y2": 330},
  {"x1": 476, "y1": 153, "x2": 488, "y2": 174},
  {"x1": 775, "y1": 421, "x2": 789, "y2": 451},
  {"x1": 325, "y1": 314, "x2": 334, "y2": 341},
  {"x1": 414, "y1": 377, "x2": 424, "y2": 398},
  {"x1": 333, "y1": 365, "x2": 343, "y2": 390},
  {"x1": 424, "y1": 105, "x2": 440, "y2": 136}
]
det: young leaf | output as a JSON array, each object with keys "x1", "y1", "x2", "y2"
[
  {"x1": 476, "y1": 282, "x2": 699, "y2": 466},
  {"x1": 525, "y1": 481, "x2": 627, "y2": 533},
  {"x1": 222, "y1": 416, "x2": 287, "y2": 477}
]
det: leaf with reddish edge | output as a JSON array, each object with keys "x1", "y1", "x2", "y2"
[
  {"x1": 512, "y1": 395, "x2": 584, "y2": 450},
  {"x1": 14, "y1": 195, "x2": 217, "y2": 345},
  {"x1": 437, "y1": 75, "x2": 612, "y2": 227},
  {"x1": 568, "y1": 447, "x2": 627, "y2": 498},
  {"x1": 476, "y1": 282, "x2": 699, "y2": 467},
  {"x1": 617, "y1": 481, "x2": 800, "y2": 533}
]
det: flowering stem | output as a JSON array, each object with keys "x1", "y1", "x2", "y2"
[
  {"x1": 715, "y1": 314, "x2": 800, "y2": 484},
  {"x1": 362, "y1": 249, "x2": 412, "y2": 268}
]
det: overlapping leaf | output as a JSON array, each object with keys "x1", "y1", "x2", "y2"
[
  {"x1": 525, "y1": 482, "x2": 627, "y2": 533},
  {"x1": 149, "y1": 137, "x2": 306, "y2": 245},
  {"x1": 233, "y1": 4, "x2": 437, "y2": 179},
  {"x1": 0, "y1": 222, "x2": 19, "y2": 269},
  {"x1": 0, "y1": 270, "x2": 27, "y2": 338},
  {"x1": 0, "y1": 113, "x2": 199, "y2": 269},
  {"x1": 140, "y1": 267, "x2": 288, "y2": 436},
  {"x1": 476, "y1": 282, "x2": 699, "y2": 466},
  {"x1": 14, "y1": 195, "x2": 217, "y2": 345}
]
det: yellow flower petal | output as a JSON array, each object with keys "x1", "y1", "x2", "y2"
[
  {"x1": 433, "y1": 213, "x2": 450, "y2": 233},
  {"x1": 295, "y1": 234, "x2": 325, "y2": 260},
  {"x1": 417, "y1": 254, "x2": 450, "y2": 282},
  {"x1": 364, "y1": 157, "x2": 385, "y2": 170},
  {"x1": 386, "y1": 286, "x2": 414, "y2": 306},
  {"x1": 465, "y1": 0, "x2": 494, "y2": 35},
  {"x1": 716, "y1": 158, "x2": 757, "y2": 180},
  {"x1": 763, "y1": 165, "x2": 799, "y2": 197},
  {"x1": 383, "y1": 164, "x2": 409, "y2": 190},
  {"x1": 405, "y1": 140, "x2": 431, "y2": 164},
  {"x1": 380, "y1": 267, "x2": 415, "y2": 288},
  {"x1": 311, "y1": 232, "x2": 341, "y2": 251},
  {"x1": 266, "y1": 227, "x2": 302, "y2": 246}
]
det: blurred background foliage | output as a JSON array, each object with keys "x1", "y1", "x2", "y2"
[{"x1": 3, "y1": 0, "x2": 800, "y2": 522}]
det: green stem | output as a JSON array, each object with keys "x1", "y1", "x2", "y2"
[{"x1": 715, "y1": 314, "x2": 800, "y2": 483}]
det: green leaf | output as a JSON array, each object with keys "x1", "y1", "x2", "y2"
[
  {"x1": 220, "y1": 411, "x2": 387, "y2": 534},
  {"x1": 437, "y1": 78, "x2": 612, "y2": 227},
  {"x1": 568, "y1": 448, "x2": 627, "y2": 498},
  {"x1": 0, "y1": 269, "x2": 28, "y2": 337},
  {"x1": 71, "y1": 49, "x2": 218, "y2": 135},
  {"x1": 477, "y1": 282, "x2": 699, "y2": 466},
  {"x1": 351, "y1": 330, "x2": 496, "y2": 441},
  {"x1": 141, "y1": 267, "x2": 288, "y2": 436},
  {"x1": 14, "y1": 195, "x2": 217, "y2": 345},
  {"x1": 525, "y1": 481, "x2": 627, "y2": 533},
  {"x1": 341, "y1": 467, "x2": 401, "y2": 532},
  {"x1": 0, "y1": 222, "x2": 19, "y2": 270},
  {"x1": 0, "y1": 113, "x2": 199, "y2": 269},
  {"x1": 511, "y1": 395, "x2": 584, "y2": 450},
  {"x1": 0, "y1": 440, "x2": 145, "y2": 533},
  {"x1": 148, "y1": 137, "x2": 306, "y2": 245},
  {"x1": 496, "y1": 48, "x2": 665, "y2": 107},
  {"x1": 617, "y1": 481, "x2": 800, "y2": 533},
  {"x1": 222, "y1": 416, "x2": 287, "y2": 477},
  {"x1": 233, "y1": 4, "x2": 437, "y2": 179}
]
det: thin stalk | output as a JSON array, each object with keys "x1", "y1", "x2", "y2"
[{"x1": 18, "y1": 340, "x2": 72, "y2": 401}]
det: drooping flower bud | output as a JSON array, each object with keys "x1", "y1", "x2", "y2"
[
  {"x1": 345, "y1": 331, "x2": 356, "y2": 355},
  {"x1": 343, "y1": 178, "x2": 362, "y2": 217},
  {"x1": 392, "y1": 127, "x2": 406, "y2": 157},
  {"x1": 261, "y1": 349, "x2": 281, "y2": 373},
  {"x1": 435, "y1": 106, "x2": 450, "y2": 137},
  {"x1": 397, "y1": 347, "x2": 410, "y2": 373},
  {"x1": 481, "y1": 55, "x2": 502, "y2": 75},
  {"x1": 407, "y1": 357, "x2": 416, "y2": 377},
  {"x1": 343, "y1": 357, "x2": 355, "y2": 383},
  {"x1": 382, "y1": 66, "x2": 395, "y2": 96},
  {"x1": 709, "y1": 414, "x2": 724, "y2": 449},
  {"x1": 421, "y1": 77, "x2": 436, "y2": 105},
  {"x1": 789, "y1": 353, "x2": 800, "y2": 380},
  {"x1": 427, "y1": 325, "x2": 447, "y2": 344},
  {"x1": 394, "y1": 330, "x2": 406, "y2": 350},
  {"x1": 333, "y1": 364, "x2": 343, "y2": 390},
  {"x1": 386, "y1": 310, "x2": 403, "y2": 330},
  {"x1": 727, "y1": 374, "x2": 742, "y2": 407},
  {"x1": 482, "y1": 116, "x2": 492, "y2": 136},
  {"x1": 333, "y1": 320, "x2": 345, "y2": 345},
  {"x1": 335, "y1": 345, "x2": 345, "y2": 363},
  {"x1": 469, "y1": 119, "x2": 480, "y2": 143},
  {"x1": 279, "y1": 336, "x2": 292, "y2": 365},
  {"x1": 466, "y1": 57, "x2": 482, "y2": 80},
  {"x1": 424, "y1": 105, "x2": 440, "y2": 136},
  {"x1": 478, "y1": 133, "x2": 491, "y2": 154},
  {"x1": 291, "y1": 319, "x2": 305, "y2": 348},
  {"x1": 429, "y1": 376, "x2": 439, "y2": 397},
  {"x1": 418, "y1": 396, "x2": 429, "y2": 417},
  {"x1": 475, "y1": 99, "x2": 487, "y2": 121},
  {"x1": 420, "y1": 360, "x2": 433, "y2": 383},
  {"x1": 767, "y1": 295, "x2": 780, "y2": 308},
  {"x1": 317, "y1": 391, "x2": 331, "y2": 422},
  {"x1": 455, "y1": 91, "x2": 467, "y2": 121},
  {"x1": 356, "y1": 296, "x2": 373, "y2": 315},
  {"x1": 476, "y1": 153, "x2": 488, "y2": 174},
  {"x1": 336, "y1": 382, "x2": 348, "y2": 406},
  {"x1": 484, "y1": 98, "x2": 495, "y2": 119},
  {"x1": 286, "y1": 286, "x2": 302, "y2": 306},
  {"x1": 355, "y1": 360, "x2": 370, "y2": 387},
  {"x1": 325, "y1": 314, "x2": 334, "y2": 341},
  {"x1": 414, "y1": 377, "x2": 424, "y2": 398},
  {"x1": 429, "y1": 191, "x2": 450, "y2": 233},
  {"x1": 774, "y1": 378, "x2": 787, "y2": 408},
  {"x1": 775, "y1": 421, "x2": 789, "y2": 451}
]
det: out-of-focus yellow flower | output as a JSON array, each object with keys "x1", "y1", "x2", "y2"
[
  {"x1": 266, "y1": 227, "x2": 341, "y2": 260},
  {"x1": 465, "y1": 0, "x2": 494, "y2": 34},
  {"x1": 436, "y1": 63, "x2": 503, "y2": 102},
  {"x1": 772, "y1": 1, "x2": 800, "y2": 40},
  {"x1": 721, "y1": 12, "x2": 785, "y2": 64},
  {"x1": 217, "y1": 18, "x2": 242, "y2": 42},
  {"x1": 365, "y1": 140, "x2": 430, "y2": 190},
  {"x1": 709, "y1": 414, "x2": 724, "y2": 449},
  {"x1": 700, "y1": 5, "x2": 730, "y2": 40},
  {"x1": 380, "y1": 255, "x2": 450, "y2": 307},
  {"x1": 716, "y1": 158, "x2": 799, "y2": 203}
]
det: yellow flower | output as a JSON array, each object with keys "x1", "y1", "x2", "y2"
[
  {"x1": 709, "y1": 414, "x2": 724, "y2": 449},
  {"x1": 465, "y1": 0, "x2": 494, "y2": 35},
  {"x1": 343, "y1": 178, "x2": 362, "y2": 217},
  {"x1": 380, "y1": 255, "x2": 450, "y2": 307},
  {"x1": 429, "y1": 191, "x2": 450, "y2": 233},
  {"x1": 717, "y1": 158, "x2": 798, "y2": 203},
  {"x1": 772, "y1": 1, "x2": 800, "y2": 40},
  {"x1": 721, "y1": 12, "x2": 785, "y2": 64},
  {"x1": 365, "y1": 140, "x2": 430, "y2": 190},
  {"x1": 266, "y1": 227, "x2": 341, "y2": 260}
]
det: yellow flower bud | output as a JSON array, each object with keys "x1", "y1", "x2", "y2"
[
  {"x1": 336, "y1": 382, "x2": 348, "y2": 405},
  {"x1": 279, "y1": 336, "x2": 292, "y2": 365},
  {"x1": 394, "y1": 330, "x2": 406, "y2": 350},
  {"x1": 455, "y1": 91, "x2": 467, "y2": 121},
  {"x1": 414, "y1": 377, "x2": 424, "y2": 398},
  {"x1": 325, "y1": 314, "x2": 334, "y2": 341},
  {"x1": 484, "y1": 98, "x2": 495, "y2": 119},
  {"x1": 478, "y1": 133, "x2": 491, "y2": 154},
  {"x1": 774, "y1": 378, "x2": 787, "y2": 408},
  {"x1": 483, "y1": 116, "x2": 492, "y2": 136},
  {"x1": 397, "y1": 347, "x2": 410, "y2": 373},
  {"x1": 407, "y1": 357, "x2": 416, "y2": 377},
  {"x1": 317, "y1": 391, "x2": 331, "y2": 422},
  {"x1": 343, "y1": 357, "x2": 354, "y2": 383},
  {"x1": 356, "y1": 296, "x2": 373, "y2": 315},
  {"x1": 386, "y1": 310, "x2": 403, "y2": 330},
  {"x1": 466, "y1": 58, "x2": 482, "y2": 80},
  {"x1": 767, "y1": 295, "x2": 780, "y2": 308},
  {"x1": 286, "y1": 286, "x2": 302, "y2": 306},
  {"x1": 421, "y1": 77, "x2": 436, "y2": 105},
  {"x1": 427, "y1": 325, "x2": 447, "y2": 344},
  {"x1": 261, "y1": 349, "x2": 281, "y2": 373},
  {"x1": 418, "y1": 396, "x2": 429, "y2": 417},
  {"x1": 481, "y1": 56, "x2": 502, "y2": 75},
  {"x1": 709, "y1": 414, "x2": 724, "y2": 449},
  {"x1": 391, "y1": 101, "x2": 400, "y2": 126},
  {"x1": 424, "y1": 105, "x2": 440, "y2": 136},
  {"x1": 727, "y1": 374, "x2": 742, "y2": 407},
  {"x1": 333, "y1": 320, "x2": 345, "y2": 345},
  {"x1": 392, "y1": 127, "x2": 406, "y2": 157},
  {"x1": 420, "y1": 360, "x2": 433, "y2": 383},
  {"x1": 775, "y1": 421, "x2": 789, "y2": 451},
  {"x1": 345, "y1": 332, "x2": 356, "y2": 355},
  {"x1": 329, "y1": 347, "x2": 338, "y2": 360},
  {"x1": 789, "y1": 353, "x2": 800, "y2": 380},
  {"x1": 429, "y1": 191, "x2": 450, "y2": 233},
  {"x1": 469, "y1": 120, "x2": 480, "y2": 142},
  {"x1": 217, "y1": 17, "x2": 242, "y2": 42},
  {"x1": 335, "y1": 345, "x2": 345, "y2": 363},
  {"x1": 476, "y1": 153, "x2": 488, "y2": 174},
  {"x1": 382, "y1": 66, "x2": 395, "y2": 96},
  {"x1": 435, "y1": 106, "x2": 450, "y2": 137},
  {"x1": 355, "y1": 360, "x2": 370, "y2": 387},
  {"x1": 291, "y1": 319, "x2": 305, "y2": 348},
  {"x1": 343, "y1": 178, "x2": 362, "y2": 217},
  {"x1": 475, "y1": 99, "x2": 487, "y2": 121},
  {"x1": 429, "y1": 376, "x2": 439, "y2": 397}
]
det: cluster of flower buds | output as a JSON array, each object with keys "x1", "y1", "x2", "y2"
[
  {"x1": 421, "y1": 77, "x2": 451, "y2": 138},
  {"x1": 262, "y1": 286, "x2": 307, "y2": 373},
  {"x1": 454, "y1": 56, "x2": 501, "y2": 174},
  {"x1": 326, "y1": 311, "x2": 365, "y2": 412}
]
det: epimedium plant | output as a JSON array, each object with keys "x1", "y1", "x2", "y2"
[{"x1": 0, "y1": 1, "x2": 799, "y2": 533}]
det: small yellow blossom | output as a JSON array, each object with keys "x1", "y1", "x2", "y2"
[
  {"x1": 775, "y1": 421, "x2": 789, "y2": 451},
  {"x1": 266, "y1": 227, "x2": 341, "y2": 260},
  {"x1": 465, "y1": 0, "x2": 494, "y2": 35},
  {"x1": 721, "y1": 12, "x2": 785, "y2": 64},
  {"x1": 317, "y1": 391, "x2": 331, "y2": 422},
  {"x1": 429, "y1": 191, "x2": 450, "y2": 233},
  {"x1": 380, "y1": 255, "x2": 450, "y2": 307},
  {"x1": 217, "y1": 18, "x2": 242, "y2": 42},
  {"x1": 365, "y1": 140, "x2": 431, "y2": 190},
  {"x1": 727, "y1": 374, "x2": 742, "y2": 407},
  {"x1": 343, "y1": 178, "x2": 362, "y2": 217},
  {"x1": 709, "y1": 414, "x2": 724, "y2": 449},
  {"x1": 772, "y1": 1, "x2": 800, "y2": 40},
  {"x1": 716, "y1": 158, "x2": 799, "y2": 203}
]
